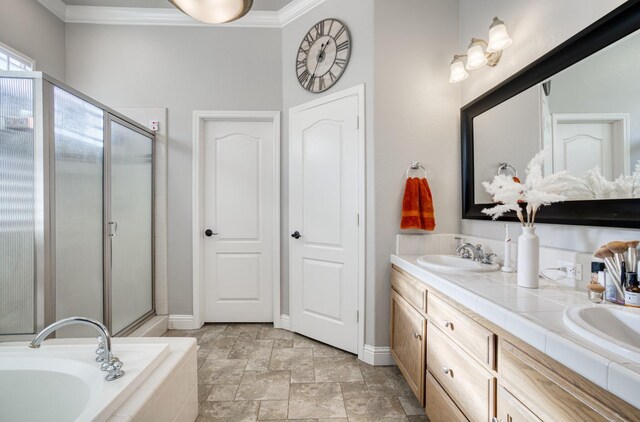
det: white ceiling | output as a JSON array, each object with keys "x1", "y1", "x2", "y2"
[{"x1": 61, "y1": 0, "x2": 295, "y2": 12}]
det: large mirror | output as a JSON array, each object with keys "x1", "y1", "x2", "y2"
[{"x1": 462, "y1": 1, "x2": 640, "y2": 228}]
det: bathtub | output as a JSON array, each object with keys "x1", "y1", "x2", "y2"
[{"x1": 0, "y1": 339, "x2": 195, "y2": 422}]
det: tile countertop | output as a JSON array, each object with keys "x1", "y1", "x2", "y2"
[{"x1": 391, "y1": 254, "x2": 640, "y2": 410}]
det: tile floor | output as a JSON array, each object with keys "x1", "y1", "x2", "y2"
[{"x1": 163, "y1": 323, "x2": 427, "y2": 422}]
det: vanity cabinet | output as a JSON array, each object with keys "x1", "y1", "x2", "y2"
[
  {"x1": 390, "y1": 289, "x2": 426, "y2": 405},
  {"x1": 389, "y1": 264, "x2": 640, "y2": 422}
]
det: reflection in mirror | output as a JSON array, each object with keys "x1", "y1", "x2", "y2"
[{"x1": 474, "y1": 27, "x2": 640, "y2": 204}]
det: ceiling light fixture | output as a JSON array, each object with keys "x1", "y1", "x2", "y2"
[
  {"x1": 169, "y1": 0, "x2": 253, "y2": 24},
  {"x1": 449, "y1": 17, "x2": 512, "y2": 83}
]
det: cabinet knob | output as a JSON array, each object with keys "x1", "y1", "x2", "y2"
[
  {"x1": 443, "y1": 366, "x2": 450, "y2": 375},
  {"x1": 414, "y1": 332, "x2": 422, "y2": 341},
  {"x1": 444, "y1": 320, "x2": 451, "y2": 328}
]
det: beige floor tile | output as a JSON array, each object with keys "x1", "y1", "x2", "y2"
[
  {"x1": 314, "y1": 357, "x2": 363, "y2": 382},
  {"x1": 236, "y1": 370, "x2": 291, "y2": 401},
  {"x1": 291, "y1": 368, "x2": 315, "y2": 383},
  {"x1": 229, "y1": 338, "x2": 275, "y2": 359},
  {"x1": 200, "y1": 336, "x2": 238, "y2": 350},
  {"x1": 198, "y1": 359, "x2": 248, "y2": 385},
  {"x1": 288, "y1": 383, "x2": 347, "y2": 419},
  {"x1": 344, "y1": 396, "x2": 406, "y2": 422},
  {"x1": 292, "y1": 334, "x2": 324, "y2": 348},
  {"x1": 269, "y1": 348, "x2": 314, "y2": 371},
  {"x1": 198, "y1": 400, "x2": 259, "y2": 421},
  {"x1": 257, "y1": 326, "x2": 294, "y2": 340},
  {"x1": 247, "y1": 358, "x2": 271, "y2": 371},
  {"x1": 340, "y1": 382, "x2": 370, "y2": 398},
  {"x1": 199, "y1": 384, "x2": 214, "y2": 402},
  {"x1": 398, "y1": 395, "x2": 425, "y2": 416},
  {"x1": 273, "y1": 339, "x2": 294, "y2": 349},
  {"x1": 207, "y1": 384, "x2": 239, "y2": 401},
  {"x1": 258, "y1": 400, "x2": 289, "y2": 420}
]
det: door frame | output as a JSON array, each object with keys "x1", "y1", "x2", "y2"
[
  {"x1": 192, "y1": 111, "x2": 281, "y2": 329},
  {"x1": 550, "y1": 113, "x2": 631, "y2": 175},
  {"x1": 288, "y1": 84, "x2": 366, "y2": 360}
]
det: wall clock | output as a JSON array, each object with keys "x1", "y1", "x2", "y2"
[{"x1": 296, "y1": 18, "x2": 351, "y2": 93}]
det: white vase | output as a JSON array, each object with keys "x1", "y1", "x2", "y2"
[{"x1": 517, "y1": 226, "x2": 540, "y2": 289}]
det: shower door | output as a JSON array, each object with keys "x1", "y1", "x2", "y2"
[{"x1": 106, "y1": 116, "x2": 154, "y2": 334}]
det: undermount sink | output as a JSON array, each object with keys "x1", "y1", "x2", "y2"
[
  {"x1": 563, "y1": 305, "x2": 640, "y2": 363},
  {"x1": 416, "y1": 254, "x2": 500, "y2": 273}
]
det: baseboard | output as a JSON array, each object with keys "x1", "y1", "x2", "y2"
[
  {"x1": 363, "y1": 344, "x2": 396, "y2": 366},
  {"x1": 279, "y1": 314, "x2": 291, "y2": 331},
  {"x1": 168, "y1": 314, "x2": 197, "y2": 330}
]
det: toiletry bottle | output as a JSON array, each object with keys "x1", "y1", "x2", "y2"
[{"x1": 624, "y1": 273, "x2": 640, "y2": 308}]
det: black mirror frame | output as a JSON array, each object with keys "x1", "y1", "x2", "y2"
[{"x1": 461, "y1": 0, "x2": 640, "y2": 229}]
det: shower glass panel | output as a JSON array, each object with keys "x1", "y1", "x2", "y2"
[
  {"x1": 54, "y1": 87, "x2": 105, "y2": 336},
  {"x1": 109, "y1": 119, "x2": 153, "y2": 334},
  {"x1": 0, "y1": 77, "x2": 35, "y2": 335}
]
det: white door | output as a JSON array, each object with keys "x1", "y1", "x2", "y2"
[
  {"x1": 203, "y1": 119, "x2": 275, "y2": 322},
  {"x1": 289, "y1": 93, "x2": 361, "y2": 354},
  {"x1": 552, "y1": 114, "x2": 630, "y2": 179}
]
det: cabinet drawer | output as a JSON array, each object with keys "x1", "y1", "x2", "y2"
[
  {"x1": 426, "y1": 371, "x2": 469, "y2": 422},
  {"x1": 390, "y1": 290, "x2": 426, "y2": 405},
  {"x1": 499, "y1": 340, "x2": 608, "y2": 422},
  {"x1": 428, "y1": 293, "x2": 495, "y2": 368},
  {"x1": 497, "y1": 384, "x2": 541, "y2": 422},
  {"x1": 391, "y1": 266, "x2": 427, "y2": 314},
  {"x1": 428, "y1": 322, "x2": 494, "y2": 422}
]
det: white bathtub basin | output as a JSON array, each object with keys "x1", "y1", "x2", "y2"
[
  {"x1": 563, "y1": 304, "x2": 640, "y2": 363},
  {"x1": 417, "y1": 254, "x2": 500, "y2": 273},
  {"x1": 0, "y1": 342, "x2": 169, "y2": 421}
]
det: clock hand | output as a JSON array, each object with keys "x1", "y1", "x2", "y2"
[{"x1": 310, "y1": 41, "x2": 330, "y2": 83}]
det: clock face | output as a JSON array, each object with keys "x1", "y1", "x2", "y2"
[{"x1": 296, "y1": 19, "x2": 351, "y2": 93}]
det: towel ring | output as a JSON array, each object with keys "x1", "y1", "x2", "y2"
[
  {"x1": 405, "y1": 161, "x2": 428, "y2": 179},
  {"x1": 497, "y1": 162, "x2": 517, "y2": 178}
]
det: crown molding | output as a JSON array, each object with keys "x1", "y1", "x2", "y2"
[
  {"x1": 279, "y1": 0, "x2": 327, "y2": 27},
  {"x1": 37, "y1": 0, "x2": 67, "y2": 21},
  {"x1": 37, "y1": 0, "x2": 327, "y2": 28}
]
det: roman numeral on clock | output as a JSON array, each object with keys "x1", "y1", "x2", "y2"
[
  {"x1": 298, "y1": 69, "x2": 310, "y2": 84},
  {"x1": 337, "y1": 40, "x2": 350, "y2": 52}
]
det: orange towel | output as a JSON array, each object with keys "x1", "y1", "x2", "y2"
[{"x1": 401, "y1": 177, "x2": 436, "y2": 231}]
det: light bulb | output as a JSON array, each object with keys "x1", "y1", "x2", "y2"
[
  {"x1": 465, "y1": 39, "x2": 487, "y2": 70},
  {"x1": 487, "y1": 17, "x2": 512, "y2": 53},
  {"x1": 449, "y1": 56, "x2": 469, "y2": 83}
]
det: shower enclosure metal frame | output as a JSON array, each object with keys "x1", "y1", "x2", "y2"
[{"x1": 0, "y1": 71, "x2": 155, "y2": 340}]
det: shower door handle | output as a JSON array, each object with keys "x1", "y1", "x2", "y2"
[{"x1": 108, "y1": 221, "x2": 118, "y2": 237}]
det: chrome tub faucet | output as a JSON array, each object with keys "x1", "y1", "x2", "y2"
[{"x1": 29, "y1": 316, "x2": 125, "y2": 381}]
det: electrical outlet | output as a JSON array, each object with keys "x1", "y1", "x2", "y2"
[{"x1": 558, "y1": 260, "x2": 583, "y2": 280}]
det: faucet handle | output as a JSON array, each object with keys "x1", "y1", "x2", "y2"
[
  {"x1": 102, "y1": 356, "x2": 125, "y2": 381},
  {"x1": 95, "y1": 336, "x2": 106, "y2": 362},
  {"x1": 482, "y1": 253, "x2": 498, "y2": 264}
]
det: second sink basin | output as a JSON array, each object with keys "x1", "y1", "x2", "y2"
[
  {"x1": 563, "y1": 304, "x2": 640, "y2": 363},
  {"x1": 416, "y1": 254, "x2": 500, "y2": 273}
]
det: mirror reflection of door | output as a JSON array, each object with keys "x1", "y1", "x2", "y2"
[{"x1": 551, "y1": 114, "x2": 630, "y2": 179}]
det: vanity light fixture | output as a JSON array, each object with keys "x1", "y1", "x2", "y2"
[
  {"x1": 449, "y1": 17, "x2": 512, "y2": 83},
  {"x1": 169, "y1": 0, "x2": 253, "y2": 24}
]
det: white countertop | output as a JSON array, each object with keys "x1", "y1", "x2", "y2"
[{"x1": 391, "y1": 254, "x2": 640, "y2": 409}]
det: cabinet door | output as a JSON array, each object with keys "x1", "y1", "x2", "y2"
[
  {"x1": 496, "y1": 384, "x2": 542, "y2": 422},
  {"x1": 390, "y1": 290, "x2": 426, "y2": 405},
  {"x1": 426, "y1": 371, "x2": 469, "y2": 422}
]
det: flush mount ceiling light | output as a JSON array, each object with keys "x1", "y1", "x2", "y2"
[
  {"x1": 449, "y1": 16, "x2": 512, "y2": 83},
  {"x1": 169, "y1": 0, "x2": 253, "y2": 24}
]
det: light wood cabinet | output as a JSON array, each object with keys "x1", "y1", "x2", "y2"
[
  {"x1": 428, "y1": 293, "x2": 495, "y2": 368},
  {"x1": 427, "y1": 322, "x2": 495, "y2": 422},
  {"x1": 390, "y1": 289, "x2": 426, "y2": 405},
  {"x1": 391, "y1": 267, "x2": 427, "y2": 315},
  {"x1": 426, "y1": 371, "x2": 469, "y2": 422},
  {"x1": 496, "y1": 384, "x2": 542, "y2": 422}
]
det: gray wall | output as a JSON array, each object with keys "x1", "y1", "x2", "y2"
[
  {"x1": 371, "y1": 0, "x2": 460, "y2": 347},
  {"x1": 280, "y1": 0, "x2": 375, "y2": 339},
  {"x1": 459, "y1": 0, "x2": 640, "y2": 252},
  {"x1": 0, "y1": 0, "x2": 66, "y2": 81},
  {"x1": 65, "y1": 24, "x2": 283, "y2": 314}
]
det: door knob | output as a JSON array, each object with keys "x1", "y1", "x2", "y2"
[
  {"x1": 291, "y1": 231, "x2": 301, "y2": 239},
  {"x1": 205, "y1": 229, "x2": 218, "y2": 237}
]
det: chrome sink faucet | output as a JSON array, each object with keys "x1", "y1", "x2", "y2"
[
  {"x1": 29, "y1": 316, "x2": 125, "y2": 381},
  {"x1": 456, "y1": 242, "x2": 483, "y2": 261}
]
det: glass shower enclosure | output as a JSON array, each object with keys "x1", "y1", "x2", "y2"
[{"x1": 0, "y1": 72, "x2": 154, "y2": 338}]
